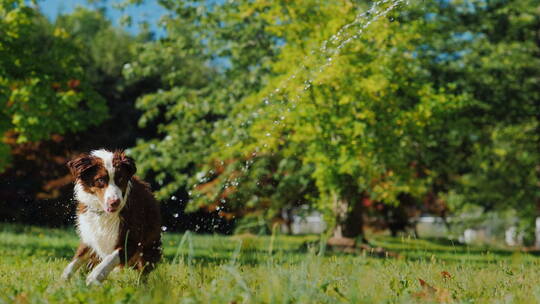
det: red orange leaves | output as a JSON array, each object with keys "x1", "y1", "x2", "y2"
[
  {"x1": 441, "y1": 271, "x2": 452, "y2": 280},
  {"x1": 412, "y1": 278, "x2": 452, "y2": 303}
]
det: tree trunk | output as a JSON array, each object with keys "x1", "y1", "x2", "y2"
[
  {"x1": 343, "y1": 198, "x2": 367, "y2": 242},
  {"x1": 328, "y1": 192, "x2": 368, "y2": 248},
  {"x1": 331, "y1": 193, "x2": 348, "y2": 239}
]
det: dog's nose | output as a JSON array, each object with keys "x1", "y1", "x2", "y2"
[{"x1": 107, "y1": 198, "x2": 120, "y2": 208}]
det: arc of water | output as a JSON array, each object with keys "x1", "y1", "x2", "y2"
[
  {"x1": 262, "y1": 0, "x2": 406, "y2": 107},
  {"x1": 190, "y1": 0, "x2": 408, "y2": 199},
  {"x1": 258, "y1": 0, "x2": 407, "y2": 143}
]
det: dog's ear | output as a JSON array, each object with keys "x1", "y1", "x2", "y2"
[
  {"x1": 113, "y1": 151, "x2": 136, "y2": 177},
  {"x1": 67, "y1": 154, "x2": 96, "y2": 179}
]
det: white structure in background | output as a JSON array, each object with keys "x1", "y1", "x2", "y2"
[
  {"x1": 283, "y1": 211, "x2": 326, "y2": 235},
  {"x1": 504, "y1": 218, "x2": 540, "y2": 247},
  {"x1": 505, "y1": 226, "x2": 523, "y2": 247},
  {"x1": 460, "y1": 227, "x2": 523, "y2": 245},
  {"x1": 459, "y1": 224, "x2": 524, "y2": 246},
  {"x1": 460, "y1": 228, "x2": 488, "y2": 244},
  {"x1": 282, "y1": 211, "x2": 537, "y2": 244},
  {"x1": 536, "y1": 217, "x2": 540, "y2": 248},
  {"x1": 416, "y1": 216, "x2": 448, "y2": 238}
]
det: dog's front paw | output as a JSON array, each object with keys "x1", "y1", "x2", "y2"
[
  {"x1": 60, "y1": 272, "x2": 70, "y2": 281},
  {"x1": 86, "y1": 272, "x2": 103, "y2": 286}
]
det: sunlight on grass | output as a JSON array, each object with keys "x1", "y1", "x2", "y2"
[{"x1": 2, "y1": 224, "x2": 540, "y2": 303}]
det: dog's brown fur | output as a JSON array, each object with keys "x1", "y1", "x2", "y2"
[{"x1": 65, "y1": 150, "x2": 161, "y2": 281}]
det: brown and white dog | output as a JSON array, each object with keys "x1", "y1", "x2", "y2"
[{"x1": 61, "y1": 149, "x2": 161, "y2": 285}]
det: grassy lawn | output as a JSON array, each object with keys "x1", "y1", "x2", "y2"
[{"x1": 1, "y1": 224, "x2": 540, "y2": 303}]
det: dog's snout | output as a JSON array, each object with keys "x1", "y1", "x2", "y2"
[{"x1": 107, "y1": 198, "x2": 121, "y2": 208}]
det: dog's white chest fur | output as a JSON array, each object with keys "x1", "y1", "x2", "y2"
[{"x1": 77, "y1": 212, "x2": 120, "y2": 259}]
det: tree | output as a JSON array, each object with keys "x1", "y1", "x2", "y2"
[
  {"x1": 200, "y1": 0, "x2": 472, "y2": 241},
  {"x1": 129, "y1": 0, "x2": 540, "y2": 240},
  {"x1": 0, "y1": 5, "x2": 151, "y2": 227},
  {"x1": 0, "y1": 1, "x2": 107, "y2": 170},
  {"x1": 127, "y1": 0, "x2": 279, "y2": 200},
  {"x1": 421, "y1": 0, "x2": 540, "y2": 238}
]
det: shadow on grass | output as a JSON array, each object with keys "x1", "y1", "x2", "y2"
[
  {"x1": 0, "y1": 241, "x2": 76, "y2": 259},
  {"x1": 163, "y1": 245, "x2": 316, "y2": 267},
  {"x1": 297, "y1": 235, "x2": 528, "y2": 265},
  {"x1": 377, "y1": 236, "x2": 516, "y2": 256},
  {"x1": 0, "y1": 238, "x2": 308, "y2": 268},
  {"x1": 1, "y1": 222, "x2": 535, "y2": 267},
  {"x1": 381, "y1": 236, "x2": 464, "y2": 247}
]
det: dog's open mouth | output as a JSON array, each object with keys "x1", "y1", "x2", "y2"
[{"x1": 106, "y1": 207, "x2": 118, "y2": 213}]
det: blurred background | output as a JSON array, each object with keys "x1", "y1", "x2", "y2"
[{"x1": 0, "y1": 0, "x2": 538, "y2": 247}]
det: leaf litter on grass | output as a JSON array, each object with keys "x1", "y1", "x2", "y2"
[{"x1": 412, "y1": 278, "x2": 452, "y2": 303}]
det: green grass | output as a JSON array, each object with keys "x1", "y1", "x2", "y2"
[{"x1": 2, "y1": 224, "x2": 540, "y2": 303}]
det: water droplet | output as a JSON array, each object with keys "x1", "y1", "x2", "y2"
[
  {"x1": 138, "y1": 242, "x2": 142, "y2": 246},
  {"x1": 173, "y1": 213, "x2": 179, "y2": 218},
  {"x1": 171, "y1": 195, "x2": 177, "y2": 201},
  {"x1": 161, "y1": 226, "x2": 167, "y2": 231}
]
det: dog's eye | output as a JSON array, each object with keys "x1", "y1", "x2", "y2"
[{"x1": 95, "y1": 177, "x2": 106, "y2": 187}]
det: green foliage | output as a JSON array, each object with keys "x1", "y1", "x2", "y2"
[
  {"x1": 128, "y1": 0, "x2": 279, "y2": 200},
  {"x1": 448, "y1": 122, "x2": 539, "y2": 221},
  {"x1": 0, "y1": 1, "x2": 107, "y2": 170},
  {"x1": 127, "y1": 0, "x2": 540, "y2": 234},
  {"x1": 4, "y1": 0, "x2": 537, "y2": 235},
  {"x1": 55, "y1": 7, "x2": 135, "y2": 82},
  {"x1": 421, "y1": 0, "x2": 540, "y2": 220},
  {"x1": 197, "y1": 0, "x2": 470, "y2": 228}
]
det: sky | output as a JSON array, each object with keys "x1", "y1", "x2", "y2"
[{"x1": 38, "y1": 0, "x2": 168, "y2": 37}]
